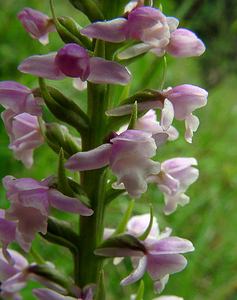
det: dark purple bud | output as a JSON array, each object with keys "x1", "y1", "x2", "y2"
[{"x1": 55, "y1": 44, "x2": 90, "y2": 80}]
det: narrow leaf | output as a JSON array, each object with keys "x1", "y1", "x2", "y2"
[
  {"x1": 95, "y1": 270, "x2": 106, "y2": 300},
  {"x1": 45, "y1": 123, "x2": 81, "y2": 158},
  {"x1": 135, "y1": 280, "x2": 144, "y2": 300},
  {"x1": 114, "y1": 200, "x2": 135, "y2": 235},
  {"x1": 68, "y1": 0, "x2": 104, "y2": 22},
  {"x1": 138, "y1": 205, "x2": 154, "y2": 241},
  {"x1": 57, "y1": 149, "x2": 74, "y2": 196},
  {"x1": 95, "y1": 234, "x2": 146, "y2": 257},
  {"x1": 39, "y1": 78, "x2": 89, "y2": 133},
  {"x1": 128, "y1": 101, "x2": 138, "y2": 129}
]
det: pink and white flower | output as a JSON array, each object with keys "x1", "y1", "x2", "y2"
[
  {"x1": 0, "y1": 81, "x2": 42, "y2": 116},
  {"x1": 97, "y1": 214, "x2": 194, "y2": 293},
  {"x1": 18, "y1": 44, "x2": 131, "y2": 85},
  {"x1": 135, "y1": 109, "x2": 179, "y2": 141},
  {"x1": 81, "y1": 6, "x2": 205, "y2": 59},
  {"x1": 1, "y1": 110, "x2": 44, "y2": 168},
  {"x1": 17, "y1": 8, "x2": 55, "y2": 45},
  {"x1": 107, "y1": 84, "x2": 208, "y2": 143},
  {"x1": 162, "y1": 85, "x2": 208, "y2": 142},
  {"x1": 149, "y1": 158, "x2": 199, "y2": 214},
  {"x1": 0, "y1": 176, "x2": 93, "y2": 255},
  {"x1": 65, "y1": 130, "x2": 160, "y2": 197}
]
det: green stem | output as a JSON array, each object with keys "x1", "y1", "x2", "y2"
[
  {"x1": 30, "y1": 248, "x2": 45, "y2": 264},
  {"x1": 77, "y1": 81, "x2": 109, "y2": 287}
]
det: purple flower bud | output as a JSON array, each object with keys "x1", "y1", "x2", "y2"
[
  {"x1": 166, "y1": 28, "x2": 206, "y2": 57},
  {"x1": 55, "y1": 44, "x2": 90, "y2": 80},
  {"x1": 17, "y1": 8, "x2": 55, "y2": 45},
  {"x1": 0, "y1": 81, "x2": 42, "y2": 116}
]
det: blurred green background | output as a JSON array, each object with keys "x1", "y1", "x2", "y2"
[{"x1": 0, "y1": 0, "x2": 237, "y2": 299}]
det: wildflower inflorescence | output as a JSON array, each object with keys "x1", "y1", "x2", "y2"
[{"x1": 0, "y1": 1, "x2": 207, "y2": 299}]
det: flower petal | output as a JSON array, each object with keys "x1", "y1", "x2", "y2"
[
  {"x1": 148, "y1": 237, "x2": 194, "y2": 255},
  {"x1": 147, "y1": 253, "x2": 187, "y2": 280},
  {"x1": 185, "y1": 114, "x2": 199, "y2": 143},
  {"x1": 18, "y1": 53, "x2": 65, "y2": 80},
  {"x1": 120, "y1": 256, "x2": 147, "y2": 286},
  {"x1": 81, "y1": 18, "x2": 127, "y2": 43},
  {"x1": 153, "y1": 274, "x2": 169, "y2": 293},
  {"x1": 165, "y1": 84, "x2": 208, "y2": 120},
  {"x1": 73, "y1": 78, "x2": 87, "y2": 91},
  {"x1": 127, "y1": 214, "x2": 160, "y2": 239},
  {"x1": 33, "y1": 288, "x2": 73, "y2": 300},
  {"x1": 118, "y1": 43, "x2": 152, "y2": 60},
  {"x1": 167, "y1": 28, "x2": 205, "y2": 57},
  {"x1": 166, "y1": 17, "x2": 179, "y2": 32},
  {"x1": 161, "y1": 99, "x2": 174, "y2": 130},
  {"x1": 48, "y1": 189, "x2": 93, "y2": 216},
  {"x1": 0, "y1": 257, "x2": 18, "y2": 281},
  {"x1": 88, "y1": 57, "x2": 131, "y2": 85},
  {"x1": 164, "y1": 193, "x2": 190, "y2": 215},
  {"x1": 65, "y1": 143, "x2": 112, "y2": 171},
  {"x1": 1, "y1": 271, "x2": 28, "y2": 293}
]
